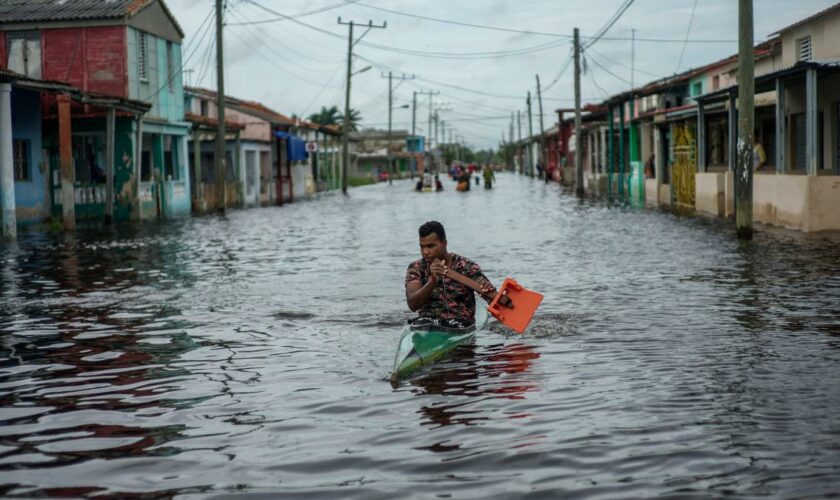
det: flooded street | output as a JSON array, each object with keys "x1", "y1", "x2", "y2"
[{"x1": 1, "y1": 172, "x2": 839, "y2": 498}]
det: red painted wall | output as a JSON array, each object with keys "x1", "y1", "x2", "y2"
[
  {"x1": 42, "y1": 26, "x2": 127, "y2": 97},
  {"x1": 0, "y1": 32, "x2": 6, "y2": 68}
]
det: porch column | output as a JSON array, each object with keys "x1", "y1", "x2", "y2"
[
  {"x1": 608, "y1": 107, "x2": 614, "y2": 195},
  {"x1": 654, "y1": 126, "x2": 663, "y2": 203},
  {"x1": 805, "y1": 68, "x2": 818, "y2": 175},
  {"x1": 0, "y1": 83, "x2": 15, "y2": 238},
  {"x1": 775, "y1": 78, "x2": 786, "y2": 173},
  {"x1": 619, "y1": 101, "x2": 625, "y2": 197},
  {"x1": 105, "y1": 107, "x2": 115, "y2": 223},
  {"x1": 600, "y1": 126, "x2": 607, "y2": 173},
  {"x1": 593, "y1": 126, "x2": 600, "y2": 174},
  {"x1": 697, "y1": 101, "x2": 706, "y2": 173},
  {"x1": 235, "y1": 129, "x2": 242, "y2": 207},
  {"x1": 192, "y1": 127, "x2": 201, "y2": 207},
  {"x1": 728, "y1": 92, "x2": 736, "y2": 171},
  {"x1": 58, "y1": 94, "x2": 75, "y2": 231},
  {"x1": 134, "y1": 115, "x2": 143, "y2": 220}
]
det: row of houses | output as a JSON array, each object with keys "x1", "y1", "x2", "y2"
[
  {"x1": 0, "y1": 0, "x2": 420, "y2": 239},
  {"x1": 517, "y1": 2, "x2": 840, "y2": 233}
]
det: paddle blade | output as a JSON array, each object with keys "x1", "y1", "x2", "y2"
[{"x1": 487, "y1": 278, "x2": 543, "y2": 334}]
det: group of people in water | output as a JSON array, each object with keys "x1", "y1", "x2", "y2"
[{"x1": 414, "y1": 162, "x2": 498, "y2": 193}]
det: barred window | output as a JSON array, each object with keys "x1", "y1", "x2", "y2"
[
  {"x1": 13, "y1": 139, "x2": 30, "y2": 181},
  {"x1": 138, "y1": 31, "x2": 148, "y2": 81}
]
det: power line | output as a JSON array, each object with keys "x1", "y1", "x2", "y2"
[
  {"x1": 676, "y1": 0, "x2": 699, "y2": 72},
  {"x1": 241, "y1": 0, "x2": 575, "y2": 61},
  {"x1": 585, "y1": 46, "x2": 664, "y2": 79},
  {"x1": 350, "y1": 1, "x2": 735, "y2": 44},
  {"x1": 354, "y1": 1, "x2": 571, "y2": 38},
  {"x1": 584, "y1": 51, "x2": 633, "y2": 85},
  {"x1": 226, "y1": 0, "x2": 358, "y2": 25},
  {"x1": 584, "y1": 0, "x2": 634, "y2": 50},
  {"x1": 227, "y1": 9, "x2": 343, "y2": 71},
  {"x1": 147, "y1": 6, "x2": 216, "y2": 101}
]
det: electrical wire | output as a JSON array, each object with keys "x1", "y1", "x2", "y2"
[
  {"x1": 350, "y1": 1, "x2": 735, "y2": 44},
  {"x1": 584, "y1": 0, "x2": 635, "y2": 50},
  {"x1": 146, "y1": 7, "x2": 216, "y2": 100},
  {"x1": 227, "y1": 0, "x2": 357, "y2": 25},
  {"x1": 675, "y1": 0, "x2": 699, "y2": 72},
  {"x1": 227, "y1": 9, "x2": 343, "y2": 72},
  {"x1": 585, "y1": 50, "x2": 632, "y2": 85},
  {"x1": 585, "y1": 46, "x2": 664, "y2": 79}
]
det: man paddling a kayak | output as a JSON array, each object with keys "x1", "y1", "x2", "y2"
[{"x1": 405, "y1": 221, "x2": 498, "y2": 329}]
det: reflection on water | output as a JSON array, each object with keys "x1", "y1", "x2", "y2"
[{"x1": 1, "y1": 173, "x2": 839, "y2": 497}]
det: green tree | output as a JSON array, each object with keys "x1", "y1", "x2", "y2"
[
  {"x1": 308, "y1": 105, "x2": 341, "y2": 126},
  {"x1": 337, "y1": 108, "x2": 362, "y2": 131}
]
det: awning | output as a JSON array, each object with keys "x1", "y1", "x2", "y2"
[{"x1": 274, "y1": 131, "x2": 309, "y2": 162}]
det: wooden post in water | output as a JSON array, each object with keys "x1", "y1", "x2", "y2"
[
  {"x1": 105, "y1": 107, "x2": 115, "y2": 224},
  {"x1": 736, "y1": 0, "x2": 754, "y2": 239},
  {"x1": 57, "y1": 94, "x2": 75, "y2": 231}
]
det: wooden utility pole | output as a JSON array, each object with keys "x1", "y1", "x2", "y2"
[
  {"x1": 516, "y1": 109, "x2": 522, "y2": 174},
  {"x1": 736, "y1": 0, "x2": 754, "y2": 238},
  {"x1": 215, "y1": 0, "x2": 226, "y2": 212},
  {"x1": 386, "y1": 71, "x2": 393, "y2": 184},
  {"x1": 526, "y1": 91, "x2": 533, "y2": 177},
  {"x1": 339, "y1": 18, "x2": 386, "y2": 194},
  {"x1": 411, "y1": 90, "x2": 417, "y2": 137},
  {"x1": 536, "y1": 74, "x2": 546, "y2": 180},
  {"x1": 574, "y1": 27, "x2": 584, "y2": 196},
  {"x1": 381, "y1": 71, "x2": 414, "y2": 184}
]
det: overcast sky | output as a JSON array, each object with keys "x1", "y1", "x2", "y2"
[{"x1": 166, "y1": 0, "x2": 837, "y2": 149}]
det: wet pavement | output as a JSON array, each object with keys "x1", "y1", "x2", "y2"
[{"x1": 1, "y1": 172, "x2": 839, "y2": 498}]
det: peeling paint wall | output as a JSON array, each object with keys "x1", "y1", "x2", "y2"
[{"x1": 11, "y1": 88, "x2": 47, "y2": 225}]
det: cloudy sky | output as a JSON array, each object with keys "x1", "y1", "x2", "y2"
[{"x1": 166, "y1": 0, "x2": 837, "y2": 149}]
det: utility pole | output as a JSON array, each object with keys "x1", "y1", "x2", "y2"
[
  {"x1": 387, "y1": 71, "x2": 393, "y2": 184},
  {"x1": 380, "y1": 72, "x2": 413, "y2": 184},
  {"x1": 536, "y1": 74, "x2": 546, "y2": 179},
  {"x1": 215, "y1": 0, "x2": 226, "y2": 212},
  {"x1": 411, "y1": 91, "x2": 417, "y2": 137},
  {"x1": 339, "y1": 18, "x2": 387, "y2": 194},
  {"x1": 631, "y1": 28, "x2": 636, "y2": 89},
  {"x1": 411, "y1": 91, "x2": 417, "y2": 178},
  {"x1": 434, "y1": 111, "x2": 439, "y2": 150},
  {"x1": 526, "y1": 91, "x2": 534, "y2": 177},
  {"x1": 413, "y1": 90, "x2": 437, "y2": 176},
  {"x1": 574, "y1": 27, "x2": 584, "y2": 196},
  {"x1": 516, "y1": 109, "x2": 522, "y2": 174},
  {"x1": 736, "y1": 0, "x2": 754, "y2": 238}
]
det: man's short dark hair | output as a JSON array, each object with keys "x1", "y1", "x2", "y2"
[{"x1": 419, "y1": 221, "x2": 446, "y2": 241}]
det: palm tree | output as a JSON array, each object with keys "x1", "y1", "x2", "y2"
[
  {"x1": 337, "y1": 108, "x2": 362, "y2": 132},
  {"x1": 307, "y1": 105, "x2": 341, "y2": 126}
]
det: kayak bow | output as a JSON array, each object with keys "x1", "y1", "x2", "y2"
[{"x1": 390, "y1": 310, "x2": 488, "y2": 386}]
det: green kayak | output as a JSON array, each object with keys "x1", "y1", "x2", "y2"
[{"x1": 390, "y1": 310, "x2": 488, "y2": 386}]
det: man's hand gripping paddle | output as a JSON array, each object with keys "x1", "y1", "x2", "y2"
[{"x1": 443, "y1": 269, "x2": 544, "y2": 334}]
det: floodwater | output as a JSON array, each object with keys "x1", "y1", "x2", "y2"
[{"x1": 1, "y1": 173, "x2": 839, "y2": 498}]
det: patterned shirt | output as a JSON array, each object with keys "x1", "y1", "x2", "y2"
[{"x1": 405, "y1": 253, "x2": 494, "y2": 324}]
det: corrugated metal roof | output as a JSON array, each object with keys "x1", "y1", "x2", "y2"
[
  {"x1": 769, "y1": 1, "x2": 840, "y2": 36},
  {"x1": 0, "y1": 0, "x2": 154, "y2": 23}
]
